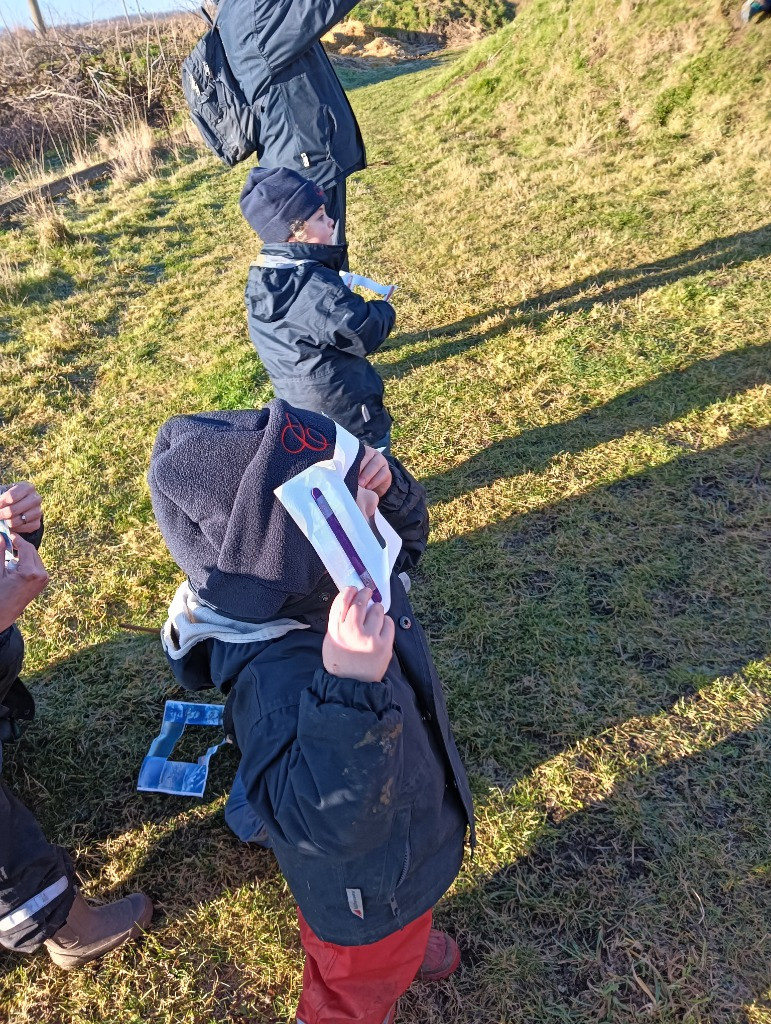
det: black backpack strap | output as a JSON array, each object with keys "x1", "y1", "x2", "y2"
[
  {"x1": 210, "y1": 0, "x2": 225, "y2": 29},
  {"x1": 199, "y1": 2, "x2": 223, "y2": 28}
]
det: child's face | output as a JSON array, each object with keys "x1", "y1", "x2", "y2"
[{"x1": 292, "y1": 205, "x2": 335, "y2": 245}]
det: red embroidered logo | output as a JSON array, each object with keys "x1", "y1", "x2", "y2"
[{"x1": 281, "y1": 412, "x2": 329, "y2": 454}]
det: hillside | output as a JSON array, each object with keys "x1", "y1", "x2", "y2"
[
  {"x1": 0, "y1": 0, "x2": 770, "y2": 1022},
  {"x1": 352, "y1": 0, "x2": 516, "y2": 31}
]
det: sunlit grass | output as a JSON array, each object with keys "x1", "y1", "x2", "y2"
[{"x1": 1, "y1": 0, "x2": 770, "y2": 1020}]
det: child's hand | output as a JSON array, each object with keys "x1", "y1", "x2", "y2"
[
  {"x1": 358, "y1": 447, "x2": 392, "y2": 498},
  {"x1": 323, "y1": 586, "x2": 395, "y2": 683}
]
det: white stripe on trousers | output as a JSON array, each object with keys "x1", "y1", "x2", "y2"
[{"x1": 0, "y1": 875, "x2": 69, "y2": 932}]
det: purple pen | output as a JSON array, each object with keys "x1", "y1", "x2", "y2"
[{"x1": 311, "y1": 487, "x2": 382, "y2": 603}]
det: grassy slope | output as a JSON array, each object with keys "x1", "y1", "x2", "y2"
[
  {"x1": 1, "y1": 0, "x2": 771, "y2": 1021},
  {"x1": 351, "y1": 0, "x2": 515, "y2": 31}
]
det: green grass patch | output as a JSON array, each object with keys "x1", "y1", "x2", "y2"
[
  {"x1": 352, "y1": 0, "x2": 515, "y2": 32},
  {"x1": 1, "y1": 0, "x2": 770, "y2": 1020}
]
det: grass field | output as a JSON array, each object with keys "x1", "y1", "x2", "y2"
[
  {"x1": 351, "y1": 0, "x2": 515, "y2": 31},
  {"x1": 1, "y1": 0, "x2": 770, "y2": 1021}
]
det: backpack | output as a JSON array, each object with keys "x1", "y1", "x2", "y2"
[{"x1": 181, "y1": 4, "x2": 258, "y2": 167}]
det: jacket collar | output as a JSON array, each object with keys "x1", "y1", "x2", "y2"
[{"x1": 261, "y1": 241, "x2": 348, "y2": 272}]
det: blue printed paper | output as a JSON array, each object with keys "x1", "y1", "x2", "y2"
[{"x1": 137, "y1": 700, "x2": 227, "y2": 798}]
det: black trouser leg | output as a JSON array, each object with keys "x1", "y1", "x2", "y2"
[{"x1": 0, "y1": 780, "x2": 75, "y2": 952}]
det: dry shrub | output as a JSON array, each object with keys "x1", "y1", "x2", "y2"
[
  {"x1": 0, "y1": 15, "x2": 201, "y2": 169},
  {"x1": 343, "y1": 19, "x2": 369, "y2": 37},
  {"x1": 444, "y1": 19, "x2": 487, "y2": 45},
  {"x1": 24, "y1": 194, "x2": 73, "y2": 248},
  {"x1": 111, "y1": 120, "x2": 158, "y2": 184},
  {"x1": 322, "y1": 19, "x2": 370, "y2": 46},
  {"x1": 176, "y1": 118, "x2": 210, "y2": 153},
  {"x1": 362, "y1": 37, "x2": 406, "y2": 57},
  {"x1": 0, "y1": 252, "x2": 20, "y2": 302}
]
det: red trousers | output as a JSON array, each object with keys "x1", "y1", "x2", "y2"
[{"x1": 295, "y1": 908, "x2": 433, "y2": 1024}]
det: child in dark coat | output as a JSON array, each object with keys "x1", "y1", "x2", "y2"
[
  {"x1": 148, "y1": 400, "x2": 474, "y2": 1024},
  {"x1": 241, "y1": 167, "x2": 396, "y2": 450}
]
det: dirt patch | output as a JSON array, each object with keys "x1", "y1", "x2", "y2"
[{"x1": 322, "y1": 19, "x2": 441, "y2": 59}]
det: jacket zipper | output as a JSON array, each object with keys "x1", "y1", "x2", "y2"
[{"x1": 390, "y1": 837, "x2": 411, "y2": 921}]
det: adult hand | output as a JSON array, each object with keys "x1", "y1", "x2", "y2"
[
  {"x1": 0, "y1": 534, "x2": 49, "y2": 632},
  {"x1": 0, "y1": 482, "x2": 43, "y2": 534},
  {"x1": 358, "y1": 447, "x2": 392, "y2": 498},
  {"x1": 322, "y1": 587, "x2": 395, "y2": 683}
]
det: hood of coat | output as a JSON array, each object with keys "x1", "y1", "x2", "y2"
[
  {"x1": 246, "y1": 242, "x2": 349, "y2": 326},
  {"x1": 148, "y1": 400, "x2": 363, "y2": 622}
]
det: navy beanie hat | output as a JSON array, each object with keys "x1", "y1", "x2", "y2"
[
  {"x1": 148, "y1": 400, "x2": 363, "y2": 621},
  {"x1": 239, "y1": 167, "x2": 326, "y2": 242}
]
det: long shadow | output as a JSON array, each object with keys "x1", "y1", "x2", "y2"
[
  {"x1": 336, "y1": 54, "x2": 448, "y2": 91},
  {"x1": 0, "y1": 631, "x2": 278, "y2": 983},
  {"x1": 383, "y1": 223, "x2": 771, "y2": 376},
  {"x1": 410, "y1": 724, "x2": 771, "y2": 1023},
  {"x1": 415, "y1": 428, "x2": 771, "y2": 784},
  {"x1": 17, "y1": 434, "x2": 761, "y2": 913},
  {"x1": 0, "y1": 267, "x2": 76, "y2": 321},
  {"x1": 1, "y1": 432, "x2": 768, "y2": 991},
  {"x1": 419, "y1": 341, "x2": 771, "y2": 502}
]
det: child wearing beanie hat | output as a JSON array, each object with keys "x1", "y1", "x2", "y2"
[
  {"x1": 240, "y1": 167, "x2": 396, "y2": 451},
  {"x1": 148, "y1": 400, "x2": 474, "y2": 1023}
]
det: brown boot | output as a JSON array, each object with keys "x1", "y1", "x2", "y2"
[
  {"x1": 44, "y1": 889, "x2": 153, "y2": 969},
  {"x1": 414, "y1": 929, "x2": 461, "y2": 982}
]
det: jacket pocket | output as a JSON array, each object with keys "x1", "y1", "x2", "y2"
[{"x1": 278, "y1": 73, "x2": 332, "y2": 168}]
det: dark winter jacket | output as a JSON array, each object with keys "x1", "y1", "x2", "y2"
[
  {"x1": 245, "y1": 243, "x2": 395, "y2": 446},
  {"x1": 217, "y1": 0, "x2": 366, "y2": 189},
  {"x1": 0, "y1": 511, "x2": 76, "y2": 952},
  {"x1": 0, "y1": 508, "x2": 43, "y2": 757},
  {"x1": 165, "y1": 459, "x2": 475, "y2": 945}
]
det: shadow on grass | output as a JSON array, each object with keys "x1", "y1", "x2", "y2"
[
  {"x1": 384, "y1": 222, "x2": 771, "y2": 376},
  {"x1": 418, "y1": 428, "x2": 771, "y2": 783},
  {"x1": 0, "y1": 633, "x2": 264, "y2": 932},
  {"x1": 412, "y1": 722, "x2": 771, "y2": 1023},
  {"x1": 336, "y1": 54, "x2": 447, "y2": 91},
  {"x1": 0, "y1": 437, "x2": 768, "y2": 995},
  {"x1": 419, "y1": 340, "x2": 771, "y2": 501},
  {"x1": 0, "y1": 633, "x2": 281, "y2": 990},
  {"x1": 0, "y1": 266, "x2": 76, "y2": 318}
]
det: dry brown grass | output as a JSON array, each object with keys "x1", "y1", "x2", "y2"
[
  {"x1": 111, "y1": 119, "x2": 158, "y2": 185},
  {"x1": 0, "y1": 14, "x2": 200, "y2": 169},
  {"x1": 23, "y1": 194, "x2": 74, "y2": 249},
  {"x1": 0, "y1": 251, "x2": 19, "y2": 302}
]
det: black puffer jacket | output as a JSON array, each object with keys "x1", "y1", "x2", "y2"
[
  {"x1": 245, "y1": 242, "x2": 395, "y2": 445},
  {"x1": 217, "y1": 0, "x2": 365, "y2": 189}
]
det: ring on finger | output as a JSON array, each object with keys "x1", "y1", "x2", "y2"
[{"x1": 20, "y1": 513, "x2": 27, "y2": 524}]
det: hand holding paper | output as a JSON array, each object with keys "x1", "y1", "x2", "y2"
[
  {"x1": 339, "y1": 271, "x2": 397, "y2": 303},
  {"x1": 322, "y1": 586, "x2": 395, "y2": 683},
  {"x1": 274, "y1": 424, "x2": 402, "y2": 612},
  {"x1": 358, "y1": 446, "x2": 392, "y2": 497}
]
